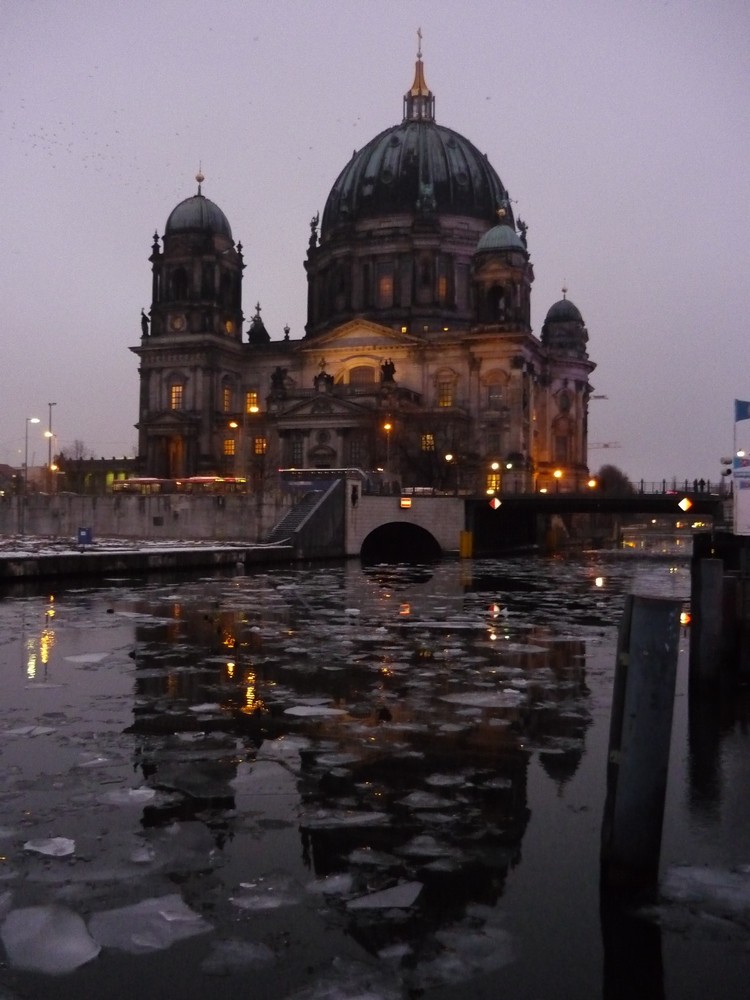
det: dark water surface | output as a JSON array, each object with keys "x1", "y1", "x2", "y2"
[{"x1": 0, "y1": 555, "x2": 748, "y2": 999}]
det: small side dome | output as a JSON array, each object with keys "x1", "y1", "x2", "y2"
[
  {"x1": 542, "y1": 294, "x2": 588, "y2": 358},
  {"x1": 544, "y1": 297, "x2": 583, "y2": 324},
  {"x1": 165, "y1": 193, "x2": 233, "y2": 240},
  {"x1": 476, "y1": 224, "x2": 526, "y2": 253},
  {"x1": 247, "y1": 303, "x2": 270, "y2": 345}
]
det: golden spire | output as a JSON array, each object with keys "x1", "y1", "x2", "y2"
[{"x1": 403, "y1": 28, "x2": 435, "y2": 121}]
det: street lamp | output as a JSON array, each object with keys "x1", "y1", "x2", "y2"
[
  {"x1": 383, "y1": 421, "x2": 392, "y2": 469},
  {"x1": 24, "y1": 418, "x2": 40, "y2": 493},
  {"x1": 553, "y1": 468, "x2": 563, "y2": 493},
  {"x1": 445, "y1": 452, "x2": 459, "y2": 495},
  {"x1": 45, "y1": 402, "x2": 56, "y2": 492},
  {"x1": 20, "y1": 417, "x2": 40, "y2": 535}
]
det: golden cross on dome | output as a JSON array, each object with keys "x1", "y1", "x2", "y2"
[{"x1": 417, "y1": 26, "x2": 422, "y2": 59}]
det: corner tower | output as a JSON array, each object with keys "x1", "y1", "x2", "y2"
[{"x1": 132, "y1": 174, "x2": 249, "y2": 479}]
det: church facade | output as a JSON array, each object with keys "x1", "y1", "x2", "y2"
[{"x1": 132, "y1": 51, "x2": 594, "y2": 495}]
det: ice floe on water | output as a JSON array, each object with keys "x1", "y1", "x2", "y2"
[
  {"x1": 347, "y1": 881, "x2": 422, "y2": 910},
  {"x1": 100, "y1": 786, "x2": 156, "y2": 806},
  {"x1": 654, "y1": 865, "x2": 750, "y2": 930},
  {"x1": 88, "y1": 893, "x2": 211, "y2": 953},
  {"x1": 1, "y1": 905, "x2": 100, "y2": 974},
  {"x1": 285, "y1": 703, "x2": 347, "y2": 717},
  {"x1": 64, "y1": 652, "x2": 111, "y2": 664},
  {"x1": 2, "y1": 725, "x2": 57, "y2": 737},
  {"x1": 230, "y1": 874, "x2": 302, "y2": 911},
  {"x1": 440, "y1": 689, "x2": 525, "y2": 708},
  {"x1": 23, "y1": 837, "x2": 75, "y2": 857}
]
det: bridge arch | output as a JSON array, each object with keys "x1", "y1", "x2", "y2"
[{"x1": 360, "y1": 522, "x2": 441, "y2": 563}]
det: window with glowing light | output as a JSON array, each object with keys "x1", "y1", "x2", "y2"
[
  {"x1": 437, "y1": 381, "x2": 454, "y2": 407},
  {"x1": 253, "y1": 437, "x2": 267, "y2": 456},
  {"x1": 421, "y1": 433, "x2": 435, "y2": 452},
  {"x1": 222, "y1": 386, "x2": 233, "y2": 413},
  {"x1": 169, "y1": 383, "x2": 184, "y2": 410},
  {"x1": 245, "y1": 390, "x2": 259, "y2": 413},
  {"x1": 223, "y1": 438, "x2": 235, "y2": 457}
]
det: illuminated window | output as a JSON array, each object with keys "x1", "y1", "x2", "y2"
[
  {"x1": 437, "y1": 274, "x2": 448, "y2": 304},
  {"x1": 169, "y1": 384, "x2": 184, "y2": 410},
  {"x1": 377, "y1": 270, "x2": 394, "y2": 308},
  {"x1": 223, "y1": 438, "x2": 236, "y2": 457},
  {"x1": 437, "y1": 381, "x2": 454, "y2": 407},
  {"x1": 253, "y1": 437, "x2": 267, "y2": 456},
  {"x1": 486, "y1": 471, "x2": 501, "y2": 492},
  {"x1": 245, "y1": 390, "x2": 259, "y2": 413},
  {"x1": 222, "y1": 386, "x2": 233, "y2": 412},
  {"x1": 421, "y1": 433, "x2": 435, "y2": 452}
]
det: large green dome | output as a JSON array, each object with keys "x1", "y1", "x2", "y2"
[{"x1": 321, "y1": 57, "x2": 511, "y2": 236}]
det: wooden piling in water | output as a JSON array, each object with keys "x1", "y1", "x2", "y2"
[
  {"x1": 601, "y1": 593, "x2": 681, "y2": 890},
  {"x1": 688, "y1": 558, "x2": 725, "y2": 689}
]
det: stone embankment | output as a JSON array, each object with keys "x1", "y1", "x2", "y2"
[{"x1": 0, "y1": 538, "x2": 292, "y2": 582}]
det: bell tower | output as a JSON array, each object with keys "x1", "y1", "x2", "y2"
[{"x1": 132, "y1": 175, "x2": 249, "y2": 479}]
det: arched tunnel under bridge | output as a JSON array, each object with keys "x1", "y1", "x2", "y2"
[{"x1": 360, "y1": 522, "x2": 442, "y2": 563}]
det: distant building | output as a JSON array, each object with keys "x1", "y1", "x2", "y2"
[{"x1": 132, "y1": 50, "x2": 594, "y2": 494}]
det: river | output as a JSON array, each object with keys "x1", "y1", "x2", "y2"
[{"x1": 0, "y1": 554, "x2": 748, "y2": 999}]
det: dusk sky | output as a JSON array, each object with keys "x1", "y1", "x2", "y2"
[{"x1": 2, "y1": 0, "x2": 748, "y2": 483}]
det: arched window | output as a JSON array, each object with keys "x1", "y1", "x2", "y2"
[{"x1": 349, "y1": 365, "x2": 375, "y2": 386}]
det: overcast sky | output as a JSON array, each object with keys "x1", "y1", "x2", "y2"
[{"x1": 2, "y1": 0, "x2": 748, "y2": 483}]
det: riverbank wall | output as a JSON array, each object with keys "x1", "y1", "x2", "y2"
[{"x1": 0, "y1": 492, "x2": 288, "y2": 544}]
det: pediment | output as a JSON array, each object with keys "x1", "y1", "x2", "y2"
[
  {"x1": 274, "y1": 392, "x2": 374, "y2": 421},
  {"x1": 146, "y1": 410, "x2": 200, "y2": 430},
  {"x1": 303, "y1": 319, "x2": 423, "y2": 353}
]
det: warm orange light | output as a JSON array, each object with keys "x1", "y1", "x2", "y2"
[
  {"x1": 383, "y1": 422, "x2": 392, "y2": 432},
  {"x1": 588, "y1": 478, "x2": 597, "y2": 488},
  {"x1": 553, "y1": 469, "x2": 563, "y2": 479}
]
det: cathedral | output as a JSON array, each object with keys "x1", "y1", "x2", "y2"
[{"x1": 132, "y1": 47, "x2": 594, "y2": 495}]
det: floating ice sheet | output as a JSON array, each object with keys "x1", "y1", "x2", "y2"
[
  {"x1": 88, "y1": 893, "x2": 211, "y2": 953},
  {"x1": 2, "y1": 725, "x2": 57, "y2": 737},
  {"x1": 440, "y1": 690, "x2": 524, "y2": 708},
  {"x1": 347, "y1": 881, "x2": 422, "y2": 910},
  {"x1": 284, "y1": 705, "x2": 347, "y2": 717},
  {"x1": 101, "y1": 787, "x2": 156, "y2": 806},
  {"x1": 1, "y1": 904, "x2": 100, "y2": 974},
  {"x1": 64, "y1": 652, "x2": 110, "y2": 664},
  {"x1": 23, "y1": 837, "x2": 75, "y2": 857},
  {"x1": 231, "y1": 875, "x2": 302, "y2": 911},
  {"x1": 661, "y1": 864, "x2": 750, "y2": 920}
]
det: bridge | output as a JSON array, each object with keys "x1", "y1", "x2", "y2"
[{"x1": 343, "y1": 484, "x2": 728, "y2": 559}]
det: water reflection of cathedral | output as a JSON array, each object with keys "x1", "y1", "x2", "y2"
[
  {"x1": 133, "y1": 43, "x2": 594, "y2": 495},
  {"x1": 123, "y1": 565, "x2": 594, "y2": 964}
]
